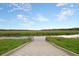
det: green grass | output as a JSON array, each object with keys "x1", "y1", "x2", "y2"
[
  {"x1": 46, "y1": 37, "x2": 79, "y2": 54},
  {"x1": 0, "y1": 38, "x2": 32, "y2": 55}
]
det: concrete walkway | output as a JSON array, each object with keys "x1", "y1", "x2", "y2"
[{"x1": 8, "y1": 36, "x2": 70, "y2": 56}]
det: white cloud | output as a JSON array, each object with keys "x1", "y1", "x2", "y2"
[
  {"x1": 56, "y1": 3, "x2": 77, "y2": 21},
  {"x1": 16, "y1": 14, "x2": 33, "y2": 25},
  {"x1": 56, "y1": 3, "x2": 75, "y2": 8},
  {"x1": 34, "y1": 14, "x2": 48, "y2": 22},
  {"x1": 56, "y1": 3, "x2": 66, "y2": 7},
  {"x1": 57, "y1": 8, "x2": 74, "y2": 21},
  {"x1": 9, "y1": 3, "x2": 32, "y2": 12}
]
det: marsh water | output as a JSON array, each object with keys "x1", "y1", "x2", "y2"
[{"x1": 0, "y1": 34, "x2": 79, "y2": 39}]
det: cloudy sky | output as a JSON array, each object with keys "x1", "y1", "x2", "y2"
[{"x1": 0, "y1": 3, "x2": 79, "y2": 30}]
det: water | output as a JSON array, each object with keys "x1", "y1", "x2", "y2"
[
  {"x1": 54, "y1": 34, "x2": 79, "y2": 38},
  {"x1": 0, "y1": 36, "x2": 31, "y2": 39},
  {"x1": 0, "y1": 34, "x2": 79, "y2": 39}
]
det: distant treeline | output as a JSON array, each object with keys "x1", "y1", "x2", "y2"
[
  {"x1": 0, "y1": 28, "x2": 79, "y2": 31},
  {"x1": 41, "y1": 28, "x2": 79, "y2": 31}
]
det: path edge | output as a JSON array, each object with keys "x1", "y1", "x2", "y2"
[
  {"x1": 1, "y1": 42, "x2": 31, "y2": 56},
  {"x1": 47, "y1": 41, "x2": 79, "y2": 56}
]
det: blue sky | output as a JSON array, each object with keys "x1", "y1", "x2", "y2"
[{"x1": 0, "y1": 3, "x2": 79, "y2": 30}]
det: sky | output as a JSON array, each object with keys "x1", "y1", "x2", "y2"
[{"x1": 0, "y1": 3, "x2": 79, "y2": 30}]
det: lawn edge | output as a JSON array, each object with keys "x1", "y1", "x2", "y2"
[
  {"x1": 47, "y1": 41, "x2": 79, "y2": 56},
  {"x1": 1, "y1": 42, "x2": 31, "y2": 56}
]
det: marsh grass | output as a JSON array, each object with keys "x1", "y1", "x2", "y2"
[{"x1": 0, "y1": 30, "x2": 79, "y2": 36}]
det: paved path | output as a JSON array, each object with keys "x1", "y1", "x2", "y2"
[{"x1": 8, "y1": 36, "x2": 70, "y2": 56}]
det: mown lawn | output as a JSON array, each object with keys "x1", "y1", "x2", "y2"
[
  {"x1": 46, "y1": 37, "x2": 79, "y2": 54},
  {"x1": 0, "y1": 38, "x2": 32, "y2": 55}
]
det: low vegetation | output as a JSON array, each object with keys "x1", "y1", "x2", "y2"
[
  {"x1": 46, "y1": 37, "x2": 79, "y2": 54},
  {"x1": 0, "y1": 30, "x2": 79, "y2": 36},
  {"x1": 0, "y1": 38, "x2": 32, "y2": 55}
]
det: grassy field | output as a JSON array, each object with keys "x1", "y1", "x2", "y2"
[
  {"x1": 46, "y1": 37, "x2": 79, "y2": 54},
  {"x1": 0, "y1": 30, "x2": 79, "y2": 36},
  {"x1": 0, "y1": 38, "x2": 32, "y2": 55}
]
